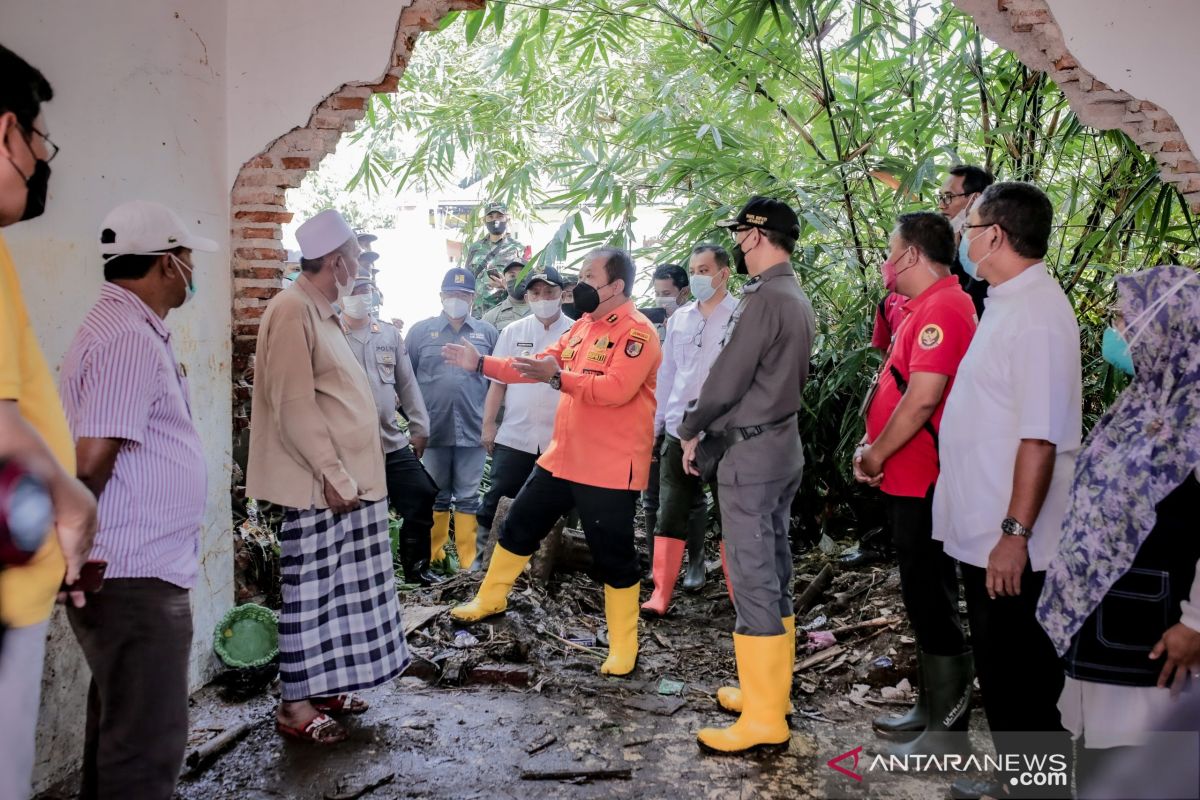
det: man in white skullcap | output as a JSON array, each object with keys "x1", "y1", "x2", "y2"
[{"x1": 247, "y1": 209, "x2": 409, "y2": 745}]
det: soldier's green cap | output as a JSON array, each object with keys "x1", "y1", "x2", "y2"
[{"x1": 483, "y1": 202, "x2": 508, "y2": 215}]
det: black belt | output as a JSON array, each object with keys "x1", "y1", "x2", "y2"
[{"x1": 727, "y1": 413, "x2": 797, "y2": 445}]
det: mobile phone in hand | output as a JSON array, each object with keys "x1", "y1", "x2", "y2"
[{"x1": 61, "y1": 560, "x2": 107, "y2": 593}]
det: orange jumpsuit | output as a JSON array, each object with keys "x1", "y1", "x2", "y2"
[{"x1": 483, "y1": 300, "x2": 661, "y2": 490}]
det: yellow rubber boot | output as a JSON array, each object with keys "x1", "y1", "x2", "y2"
[
  {"x1": 717, "y1": 616, "x2": 795, "y2": 714},
  {"x1": 698, "y1": 632, "x2": 792, "y2": 754},
  {"x1": 450, "y1": 544, "x2": 531, "y2": 622},
  {"x1": 430, "y1": 510, "x2": 451, "y2": 563},
  {"x1": 454, "y1": 512, "x2": 479, "y2": 570},
  {"x1": 600, "y1": 584, "x2": 640, "y2": 676}
]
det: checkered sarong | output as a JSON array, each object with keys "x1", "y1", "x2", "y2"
[{"x1": 278, "y1": 499, "x2": 409, "y2": 701}]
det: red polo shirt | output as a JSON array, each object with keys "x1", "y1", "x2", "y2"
[{"x1": 865, "y1": 276, "x2": 977, "y2": 498}]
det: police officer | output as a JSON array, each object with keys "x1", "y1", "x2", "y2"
[
  {"x1": 441, "y1": 247, "x2": 661, "y2": 678},
  {"x1": 340, "y1": 278, "x2": 441, "y2": 586},
  {"x1": 406, "y1": 268, "x2": 499, "y2": 573},
  {"x1": 462, "y1": 202, "x2": 527, "y2": 315},
  {"x1": 482, "y1": 259, "x2": 533, "y2": 332},
  {"x1": 678, "y1": 196, "x2": 814, "y2": 754},
  {"x1": 855, "y1": 213, "x2": 977, "y2": 754}
]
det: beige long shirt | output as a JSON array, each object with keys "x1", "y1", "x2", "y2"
[{"x1": 246, "y1": 274, "x2": 386, "y2": 509}]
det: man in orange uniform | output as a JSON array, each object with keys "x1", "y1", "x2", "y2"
[{"x1": 441, "y1": 247, "x2": 660, "y2": 676}]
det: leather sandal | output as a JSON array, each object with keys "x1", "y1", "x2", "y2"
[
  {"x1": 312, "y1": 693, "x2": 369, "y2": 714},
  {"x1": 275, "y1": 712, "x2": 347, "y2": 745}
]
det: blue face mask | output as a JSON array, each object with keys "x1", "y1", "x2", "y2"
[
  {"x1": 1101, "y1": 326, "x2": 1135, "y2": 376},
  {"x1": 689, "y1": 273, "x2": 721, "y2": 303},
  {"x1": 958, "y1": 231, "x2": 981, "y2": 281}
]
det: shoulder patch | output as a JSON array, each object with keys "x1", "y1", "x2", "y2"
[
  {"x1": 918, "y1": 324, "x2": 944, "y2": 350},
  {"x1": 628, "y1": 328, "x2": 651, "y2": 343},
  {"x1": 606, "y1": 313, "x2": 619, "y2": 324},
  {"x1": 624, "y1": 340, "x2": 644, "y2": 358},
  {"x1": 568, "y1": 335, "x2": 583, "y2": 347}
]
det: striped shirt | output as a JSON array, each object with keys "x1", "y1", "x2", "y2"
[{"x1": 59, "y1": 283, "x2": 207, "y2": 589}]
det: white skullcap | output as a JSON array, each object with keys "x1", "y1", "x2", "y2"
[{"x1": 296, "y1": 209, "x2": 355, "y2": 260}]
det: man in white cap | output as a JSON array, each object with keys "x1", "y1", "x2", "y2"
[
  {"x1": 246, "y1": 209, "x2": 409, "y2": 745},
  {"x1": 58, "y1": 200, "x2": 216, "y2": 798}
]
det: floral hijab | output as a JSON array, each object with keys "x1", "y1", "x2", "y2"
[{"x1": 1038, "y1": 266, "x2": 1200, "y2": 656}]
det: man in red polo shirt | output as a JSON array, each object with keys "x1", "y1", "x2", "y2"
[{"x1": 854, "y1": 211, "x2": 977, "y2": 755}]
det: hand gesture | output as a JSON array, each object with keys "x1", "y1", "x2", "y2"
[
  {"x1": 443, "y1": 339, "x2": 482, "y2": 372},
  {"x1": 54, "y1": 475, "x2": 98, "y2": 609},
  {"x1": 513, "y1": 356, "x2": 559, "y2": 383},
  {"x1": 853, "y1": 444, "x2": 884, "y2": 487},
  {"x1": 682, "y1": 437, "x2": 700, "y2": 477},
  {"x1": 1150, "y1": 623, "x2": 1200, "y2": 696},
  {"x1": 410, "y1": 435, "x2": 428, "y2": 460}
]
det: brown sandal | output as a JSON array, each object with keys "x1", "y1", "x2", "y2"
[
  {"x1": 275, "y1": 712, "x2": 347, "y2": 744},
  {"x1": 312, "y1": 693, "x2": 369, "y2": 715}
]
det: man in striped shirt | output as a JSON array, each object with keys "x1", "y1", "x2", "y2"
[{"x1": 59, "y1": 200, "x2": 215, "y2": 800}]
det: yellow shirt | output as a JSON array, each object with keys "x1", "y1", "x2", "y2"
[{"x1": 0, "y1": 232, "x2": 73, "y2": 628}]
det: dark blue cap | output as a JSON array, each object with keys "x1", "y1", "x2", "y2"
[{"x1": 441, "y1": 267, "x2": 476, "y2": 293}]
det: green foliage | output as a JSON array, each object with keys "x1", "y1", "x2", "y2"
[{"x1": 350, "y1": 0, "x2": 1198, "y2": 537}]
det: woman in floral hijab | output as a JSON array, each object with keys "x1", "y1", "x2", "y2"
[{"x1": 1038, "y1": 265, "x2": 1200, "y2": 787}]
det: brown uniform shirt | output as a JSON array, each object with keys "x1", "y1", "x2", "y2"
[
  {"x1": 678, "y1": 262, "x2": 815, "y2": 484},
  {"x1": 246, "y1": 274, "x2": 386, "y2": 509}
]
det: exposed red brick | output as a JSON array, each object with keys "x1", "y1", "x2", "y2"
[
  {"x1": 234, "y1": 247, "x2": 286, "y2": 261},
  {"x1": 280, "y1": 156, "x2": 312, "y2": 170},
  {"x1": 234, "y1": 210, "x2": 293, "y2": 223},
  {"x1": 1161, "y1": 139, "x2": 1187, "y2": 153},
  {"x1": 1152, "y1": 117, "x2": 1180, "y2": 133},
  {"x1": 329, "y1": 96, "x2": 366, "y2": 111},
  {"x1": 234, "y1": 226, "x2": 280, "y2": 241},
  {"x1": 1052, "y1": 54, "x2": 1078, "y2": 70},
  {"x1": 234, "y1": 267, "x2": 284, "y2": 280},
  {"x1": 244, "y1": 154, "x2": 274, "y2": 169},
  {"x1": 1175, "y1": 159, "x2": 1200, "y2": 173},
  {"x1": 239, "y1": 306, "x2": 266, "y2": 320},
  {"x1": 369, "y1": 74, "x2": 400, "y2": 93},
  {"x1": 230, "y1": 188, "x2": 286, "y2": 206},
  {"x1": 233, "y1": 323, "x2": 261, "y2": 338},
  {"x1": 239, "y1": 287, "x2": 282, "y2": 301}
]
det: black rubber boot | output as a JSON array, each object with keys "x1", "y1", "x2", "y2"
[
  {"x1": 681, "y1": 510, "x2": 707, "y2": 592},
  {"x1": 886, "y1": 650, "x2": 974, "y2": 757},
  {"x1": 401, "y1": 532, "x2": 444, "y2": 587},
  {"x1": 872, "y1": 650, "x2": 928, "y2": 739}
]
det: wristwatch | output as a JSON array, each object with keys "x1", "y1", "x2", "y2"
[
  {"x1": 549, "y1": 371, "x2": 562, "y2": 391},
  {"x1": 1001, "y1": 517, "x2": 1032, "y2": 538}
]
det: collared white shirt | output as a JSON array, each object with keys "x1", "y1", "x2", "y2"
[
  {"x1": 932, "y1": 263, "x2": 1083, "y2": 571},
  {"x1": 655, "y1": 293, "x2": 739, "y2": 439},
  {"x1": 492, "y1": 311, "x2": 573, "y2": 455}
]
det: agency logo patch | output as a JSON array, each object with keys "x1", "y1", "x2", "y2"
[{"x1": 918, "y1": 324, "x2": 943, "y2": 349}]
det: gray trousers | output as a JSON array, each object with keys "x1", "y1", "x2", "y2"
[
  {"x1": 0, "y1": 619, "x2": 48, "y2": 800},
  {"x1": 720, "y1": 472, "x2": 802, "y2": 635}
]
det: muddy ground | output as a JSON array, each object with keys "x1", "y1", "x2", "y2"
[{"x1": 39, "y1": 538, "x2": 994, "y2": 800}]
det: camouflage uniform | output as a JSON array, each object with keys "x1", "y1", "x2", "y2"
[{"x1": 462, "y1": 234, "x2": 526, "y2": 315}]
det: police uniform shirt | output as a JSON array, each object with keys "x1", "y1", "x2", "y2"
[
  {"x1": 490, "y1": 311, "x2": 573, "y2": 455},
  {"x1": 405, "y1": 313, "x2": 498, "y2": 448},
  {"x1": 482, "y1": 296, "x2": 532, "y2": 332},
  {"x1": 343, "y1": 317, "x2": 429, "y2": 454},
  {"x1": 677, "y1": 262, "x2": 815, "y2": 485}
]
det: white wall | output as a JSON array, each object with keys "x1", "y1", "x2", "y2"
[
  {"x1": 1047, "y1": 0, "x2": 1200, "y2": 155},
  {"x1": 0, "y1": 1, "x2": 234, "y2": 790},
  {"x1": 225, "y1": 0, "x2": 412, "y2": 185}
]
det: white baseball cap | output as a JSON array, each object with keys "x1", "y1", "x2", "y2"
[
  {"x1": 98, "y1": 200, "x2": 218, "y2": 260},
  {"x1": 296, "y1": 209, "x2": 356, "y2": 260}
]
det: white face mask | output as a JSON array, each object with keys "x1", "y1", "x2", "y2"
[
  {"x1": 169, "y1": 254, "x2": 196, "y2": 305},
  {"x1": 529, "y1": 298, "x2": 561, "y2": 320},
  {"x1": 442, "y1": 297, "x2": 470, "y2": 319},
  {"x1": 334, "y1": 257, "x2": 355, "y2": 302},
  {"x1": 949, "y1": 207, "x2": 968, "y2": 235},
  {"x1": 341, "y1": 295, "x2": 372, "y2": 319},
  {"x1": 656, "y1": 294, "x2": 679, "y2": 313},
  {"x1": 689, "y1": 273, "x2": 723, "y2": 303}
]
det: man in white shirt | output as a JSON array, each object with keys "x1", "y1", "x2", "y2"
[
  {"x1": 476, "y1": 267, "x2": 572, "y2": 562},
  {"x1": 642, "y1": 244, "x2": 739, "y2": 615},
  {"x1": 934, "y1": 182, "x2": 1081, "y2": 798}
]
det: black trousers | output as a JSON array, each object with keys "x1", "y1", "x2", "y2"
[
  {"x1": 642, "y1": 434, "x2": 663, "y2": 534},
  {"x1": 67, "y1": 579, "x2": 192, "y2": 800},
  {"x1": 478, "y1": 444, "x2": 540, "y2": 531},
  {"x1": 887, "y1": 493, "x2": 965, "y2": 656},
  {"x1": 500, "y1": 466, "x2": 640, "y2": 588},
  {"x1": 385, "y1": 447, "x2": 437, "y2": 541},
  {"x1": 656, "y1": 435, "x2": 714, "y2": 539},
  {"x1": 961, "y1": 562, "x2": 1068, "y2": 790}
]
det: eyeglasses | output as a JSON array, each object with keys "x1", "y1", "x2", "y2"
[
  {"x1": 936, "y1": 191, "x2": 968, "y2": 205},
  {"x1": 689, "y1": 317, "x2": 707, "y2": 348},
  {"x1": 22, "y1": 124, "x2": 60, "y2": 164},
  {"x1": 961, "y1": 221, "x2": 1007, "y2": 234}
]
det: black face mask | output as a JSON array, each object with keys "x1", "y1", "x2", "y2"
[
  {"x1": 732, "y1": 229, "x2": 757, "y2": 275},
  {"x1": 560, "y1": 302, "x2": 577, "y2": 320},
  {"x1": 486, "y1": 219, "x2": 507, "y2": 236},
  {"x1": 13, "y1": 158, "x2": 51, "y2": 222},
  {"x1": 572, "y1": 280, "x2": 614, "y2": 315}
]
